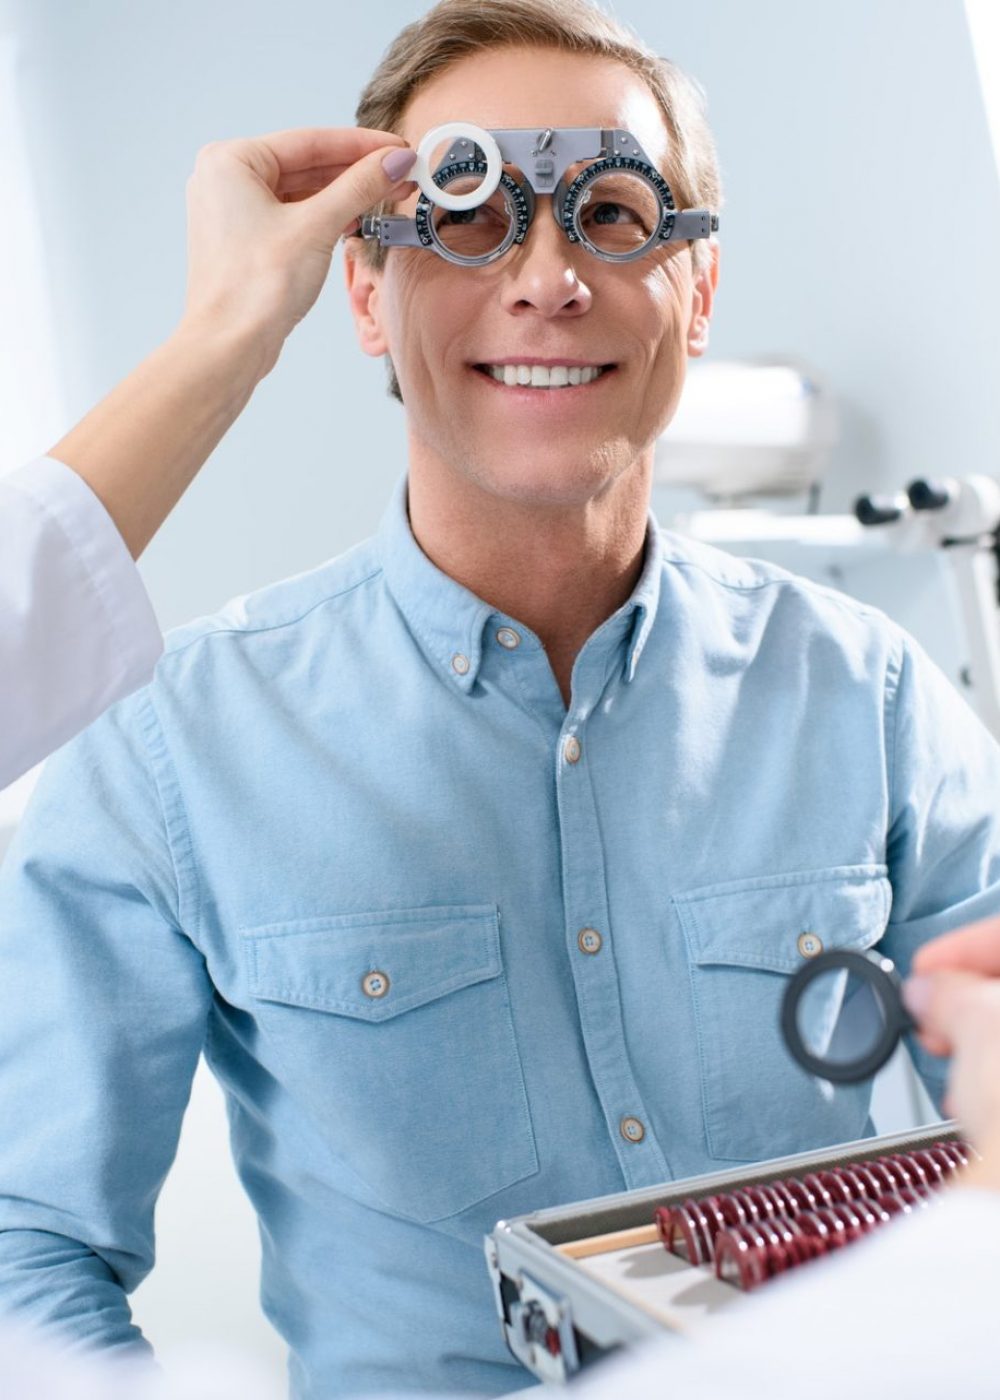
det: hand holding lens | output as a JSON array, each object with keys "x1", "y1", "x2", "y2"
[{"x1": 781, "y1": 948, "x2": 916, "y2": 1084}]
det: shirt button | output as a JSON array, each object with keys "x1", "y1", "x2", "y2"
[
  {"x1": 451, "y1": 653, "x2": 470, "y2": 676},
  {"x1": 563, "y1": 735, "x2": 582, "y2": 764},
  {"x1": 797, "y1": 932, "x2": 823, "y2": 958},
  {"x1": 620, "y1": 1116, "x2": 645, "y2": 1144},
  {"x1": 577, "y1": 927, "x2": 603, "y2": 955},
  {"x1": 496, "y1": 627, "x2": 521, "y2": 650},
  {"x1": 361, "y1": 970, "x2": 390, "y2": 999}
]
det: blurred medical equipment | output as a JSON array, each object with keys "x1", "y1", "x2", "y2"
[
  {"x1": 360, "y1": 122, "x2": 718, "y2": 266},
  {"x1": 656, "y1": 359, "x2": 1000, "y2": 741}
]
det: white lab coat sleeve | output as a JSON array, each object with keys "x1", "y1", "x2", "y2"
[
  {"x1": 568, "y1": 1188, "x2": 1000, "y2": 1400},
  {"x1": 0, "y1": 456, "x2": 162, "y2": 788}
]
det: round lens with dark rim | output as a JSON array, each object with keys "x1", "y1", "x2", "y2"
[
  {"x1": 431, "y1": 182, "x2": 513, "y2": 259},
  {"x1": 576, "y1": 170, "x2": 661, "y2": 257}
]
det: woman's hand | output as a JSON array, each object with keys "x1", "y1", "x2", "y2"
[
  {"x1": 905, "y1": 917, "x2": 1000, "y2": 1186},
  {"x1": 180, "y1": 126, "x2": 416, "y2": 372}
]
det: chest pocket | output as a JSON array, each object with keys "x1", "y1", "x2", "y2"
[
  {"x1": 242, "y1": 904, "x2": 538, "y2": 1223},
  {"x1": 673, "y1": 866, "x2": 892, "y2": 1164}
]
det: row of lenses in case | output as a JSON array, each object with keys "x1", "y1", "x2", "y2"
[{"x1": 654, "y1": 1140, "x2": 973, "y2": 1292}]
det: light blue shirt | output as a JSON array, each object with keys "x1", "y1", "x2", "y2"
[{"x1": 2, "y1": 477, "x2": 1000, "y2": 1396}]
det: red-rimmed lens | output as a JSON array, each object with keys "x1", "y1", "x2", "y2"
[
  {"x1": 909, "y1": 1149, "x2": 947, "y2": 1185},
  {"x1": 863, "y1": 1159, "x2": 899, "y2": 1193},
  {"x1": 839, "y1": 1198, "x2": 883, "y2": 1233},
  {"x1": 686, "y1": 1199, "x2": 719, "y2": 1259},
  {"x1": 661, "y1": 1203, "x2": 712, "y2": 1264},
  {"x1": 875, "y1": 1190, "x2": 916, "y2": 1218},
  {"x1": 819, "y1": 1169, "x2": 859, "y2": 1203},
  {"x1": 735, "y1": 1186, "x2": 776, "y2": 1221},
  {"x1": 801, "y1": 1173, "x2": 835, "y2": 1208},
  {"x1": 806, "y1": 1206, "x2": 852, "y2": 1248},
  {"x1": 764, "y1": 1180, "x2": 802, "y2": 1216},
  {"x1": 864, "y1": 1201, "x2": 892, "y2": 1228},
  {"x1": 714, "y1": 1227, "x2": 770, "y2": 1291},
  {"x1": 926, "y1": 1143, "x2": 962, "y2": 1175},
  {"x1": 702, "y1": 1192, "x2": 748, "y2": 1229},
  {"x1": 874, "y1": 1156, "x2": 912, "y2": 1190},
  {"x1": 934, "y1": 1141, "x2": 968, "y2": 1169},
  {"x1": 750, "y1": 1217, "x2": 789, "y2": 1251},
  {"x1": 781, "y1": 1177, "x2": 818, "y2": 1211},
  {"x1": 757, "y1": 1184, "x2": 792, "y2": 1217},
  {"x1": 791, "y1": 1209, "x2": 829, "y2": 1243},
  {"x1": 851, "y1": 1164, "x2": 886, "y2": 1199},
  {"x1": 886, "y1": 1153, "x2": 928, "y2": 1190},
  {"x1": 695, "y1": 1196, "x2": 730, "y2": 1248},
  {"x1": 824, "y1": 1201, "x2": 868, "y2": 1242},
  {"x1": 894, "y1": 1184, "x2": 929, "y2": 1210}
]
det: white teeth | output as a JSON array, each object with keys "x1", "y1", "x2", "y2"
[{"x1": 481, "y1": 363, "x2": 606, "y2": 388}]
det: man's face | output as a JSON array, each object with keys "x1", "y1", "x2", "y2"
[{"x1": 347, "y1": 45, "x2": 718, "y2": 508}]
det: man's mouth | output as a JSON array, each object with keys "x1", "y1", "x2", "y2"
[{"x1": 472, "y1": 361, "x2": 616, "y2": 389}]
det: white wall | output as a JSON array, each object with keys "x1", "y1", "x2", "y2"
[{"x1": 4, "y1": 0, "x2": 996, "y2": 1371}]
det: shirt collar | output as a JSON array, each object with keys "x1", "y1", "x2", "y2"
[{"x1": 377, "y1": 474, "x2": 663, "y2": 693}]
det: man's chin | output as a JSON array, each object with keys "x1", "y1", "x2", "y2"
[{"x1": 456, "y1": 442, "x2": 643, "y2": 509}]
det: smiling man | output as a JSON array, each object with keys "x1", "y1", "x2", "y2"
[{"x1": 2, "y1": 1, "x2": 1000, "y2": 1397}]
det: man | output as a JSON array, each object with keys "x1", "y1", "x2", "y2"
[{"x1": 2, "y1": 1, "x2": 1000, "y2": 1396}]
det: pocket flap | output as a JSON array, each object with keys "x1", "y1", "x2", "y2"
[
  {"x1": 242, "y1": 904, "x2": 501, "y2": 1022},
  {"x1": 674, "y1": 865, "x2": 891, "y2": 973}
]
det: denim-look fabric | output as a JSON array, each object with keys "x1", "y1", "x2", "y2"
[{"x1": 2, "y1": 476, "x2": 1000, "y2": 1396}]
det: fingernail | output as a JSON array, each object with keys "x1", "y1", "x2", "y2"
[
  {"x1": 382, "y1": 147, "x2": 417, "y2": 182},
  {"x1": 902, "y1": 975, "x2": 931, "y2": 1017}
]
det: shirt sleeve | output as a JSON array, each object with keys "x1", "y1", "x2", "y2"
[
  {"x1": 0, "y1": 456, "x2": 163, "y2": 790},
  {"x1": 569, "y1": 1188, "x2": 1000, "y2": 1400},
  {"x1": 877, "y1": 628, "x2": 1000, "y2": 1100},
  {"x1": 0, "y1": 691, "x2": 212, "y2": 1355}
]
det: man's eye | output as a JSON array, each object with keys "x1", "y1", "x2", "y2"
[
  {"x1": 592, "y1": 202, "x2": 636, "y2": 225},
  {"x1": 441, "y1": 208, "x2": 478, "y2": 225}
]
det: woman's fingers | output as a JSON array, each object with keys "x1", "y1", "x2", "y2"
[
  {"x1": 274, "y1": 165, "x2": 352, "y2": 196},
  {"x1": 250, "y1": 126, "x2": 408, "y2": 185},
  {"x1": 912, "y1": 916, "x2": 1000, "y2": 977},
  {"x1": 298, "y1": 143, "x2": 417, "y2": 235}
]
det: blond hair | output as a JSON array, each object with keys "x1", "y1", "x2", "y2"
[{"x1": 354, "y1": 0, "x2": 723, "y2": 274}]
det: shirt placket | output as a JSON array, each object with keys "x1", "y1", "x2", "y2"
[{"x1": 554, "y1": 636, "x2": 671, "y2": 1188}]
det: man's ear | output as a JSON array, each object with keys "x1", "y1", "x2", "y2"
[
  {"x1": 344, "y1": 242, "x2": 389, "y2": 358},
  {"x1": 686, "y1": 239, "x2": 720, "y2": 358}
]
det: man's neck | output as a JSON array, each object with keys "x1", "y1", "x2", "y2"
[{"x1": 406, "y1": 453, "x2": 652, "y2": 705}]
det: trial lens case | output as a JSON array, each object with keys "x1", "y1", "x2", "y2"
[{"x1": 486, "y1": 1123, "x2": 959, "y2": 1383}]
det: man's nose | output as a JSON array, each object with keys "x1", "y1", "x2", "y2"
[{"x1": 498, "y1": 200, "x2": 593, "y2": 318}]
